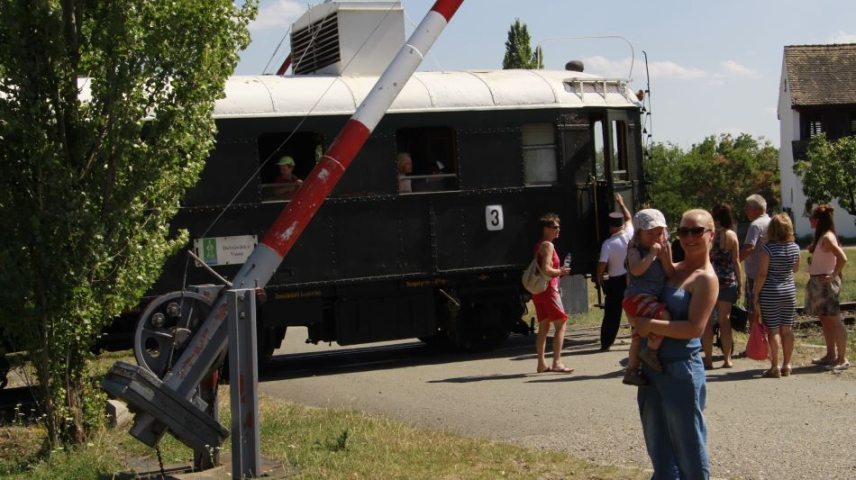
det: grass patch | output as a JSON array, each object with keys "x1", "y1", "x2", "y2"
[{"x1": 0, "y1": 393, "x2": 646, "y2": 480}]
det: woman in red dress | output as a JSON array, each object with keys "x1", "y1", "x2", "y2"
[{"x1": 533, "y1": 213, "x2": 573, "y2": 373}]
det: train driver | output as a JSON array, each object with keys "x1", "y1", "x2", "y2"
[{"x1": 274, "y1": 155, "x2": 303, "y2": 199}]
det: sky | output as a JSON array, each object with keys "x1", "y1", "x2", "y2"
[{"x1": 235, "y1": 0, "x2": 856, "y2": 148}]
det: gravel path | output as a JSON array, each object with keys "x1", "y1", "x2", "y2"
[{"x1": 259, "y1": 327, "x2": 856, "y2": 479}]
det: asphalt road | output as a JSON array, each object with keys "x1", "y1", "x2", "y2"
[{"x1": 258, "y1": 326, "x2": 856, "y2": 480}]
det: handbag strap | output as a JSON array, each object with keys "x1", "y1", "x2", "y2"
[{"x1": 534, "y1": 241, "x2": 550, "y2": 276}]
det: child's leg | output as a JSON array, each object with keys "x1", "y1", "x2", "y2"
[
  {"x1": 627, "y1": 333, "x2": 642, "y2": 369},
  {"x1": 645, "y1": 303, "x2": 670, "y2": 351}
]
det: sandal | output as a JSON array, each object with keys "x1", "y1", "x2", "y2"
[
  {"x1": 811, "y1": 357, "x2": 833, "y2": 366},
  {"x1": 827, "y1": 361, "x2": 850, "y2": 372},
  {"x1": 721, "y1": 361, "x2": 734, "y2": 369},
  {"x1": 551, "y1": 364, "x2": 575, "y2": 374},
  {"x1": 781, "y1": 365, "x2": 792, "y2": 377},
  {"x1": 761, "y1": 368, "x2": 781, "y2": 378},
  {"x1": 537, "y1": 366, "x2": 552, "y2": 373}
]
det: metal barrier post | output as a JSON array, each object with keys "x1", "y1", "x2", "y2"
[{"x1": 227, "y1": 289, "x2": 261, "y2": 478}]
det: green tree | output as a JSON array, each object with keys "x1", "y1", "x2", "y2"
[
  {"x1": 0, "y1": 0, "x2": 256, "y2": 446},
  {"x1": 794, "y1": 133, "x2": 856, "y2": 222},
  {"x1": 502, "y1": 19, "x2": 543, "y2": 69},
  {"x1": 645, "y1": 134, "x2": 780, "y2": 226}
]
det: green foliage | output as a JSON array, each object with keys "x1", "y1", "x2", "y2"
[
  {"x1": 794, "y1": 133, "x2": 856, "y2": 222},
  {"x1": 502, "y1": 19, "x2": 543, "y2": 69},
  {"x1": 644, "y1": 134, "x2": 780, "y2": 226},
  {"x1": 0, "y1": 0, "x2": 257, "y2": 446}
]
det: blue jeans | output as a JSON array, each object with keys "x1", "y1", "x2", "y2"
[{"x1": 637, "y1": 353, "x2": 709, "y2": 480}]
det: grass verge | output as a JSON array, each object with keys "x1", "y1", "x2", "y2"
[{"x1": 0, "y1": 394, "x2": 646, "y2": 480}]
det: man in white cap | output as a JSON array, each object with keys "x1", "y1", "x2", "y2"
[
  {"x1": 740, "y1": 193, "x2": 770, "y2": 327},
  {"x1": 595, "y1": 194, "x2": 634, "y2": 351}
]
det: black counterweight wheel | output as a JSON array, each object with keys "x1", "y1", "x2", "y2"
[{"x1": 133, "y1": 291, "x2": 213, "y2": 379}]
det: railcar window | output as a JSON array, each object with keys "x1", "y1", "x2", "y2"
[
  {"x1": 522, "y1": 123, "x2": 558, "y2": 185},
  {"x1": 592, "y1": 120, "x2": 606, "y2": 181},
  {"x1": 258, "y1": 131, "x2": 324, "y2": 203},
  {"x1": 611, "y1": 120, "x2": 628, "y2": 183},
  {"x1": 395, "y1": 127, "x2": 458, "y2": 193}
]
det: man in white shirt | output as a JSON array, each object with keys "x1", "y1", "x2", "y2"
[
  {"x1": 595, "y1": 194, "x2": 634, "y2": 351},
  {"x1": 740, "y1": 194, "x2": 770, "y2": 326}
]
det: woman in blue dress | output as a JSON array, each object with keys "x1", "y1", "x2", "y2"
[
  {"x1": 630, "y1": 209, "x2": 719, "y2": 479},
  {"x1": 752, "y1": 213, "x2": 800, "y2": 378}
]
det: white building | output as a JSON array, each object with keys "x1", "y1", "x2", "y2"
[{"x1": 778, "y1": 43, "x2": 856, "y2": 238}]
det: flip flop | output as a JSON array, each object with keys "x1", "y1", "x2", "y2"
[
  {"x1": 811, "y1": 357, "x2": 833, "y2": 366},
  {"x1": 761, "y1": 368, "x2": 781, "y2": 378},
  {"x1": 551, "y1": 365, "x2": 575, "y2": 374},
  {"x1": 537, "y1": 366, "x2": 552, "y2": 373}
]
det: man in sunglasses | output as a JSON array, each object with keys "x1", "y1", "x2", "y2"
[
  {"x1": 595, "y1": 194, "x2": 634, "y2": 351},
  {"x1": 740, "y1": 194, "x2": 771, "y2": 327}
]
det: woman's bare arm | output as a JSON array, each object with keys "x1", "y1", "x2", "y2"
[
  {"x1": 538, "y1": 242, "x2": 563, "y2": 277},
  {"x1": 632, "y1": 271, "x2": 717, "y2": 339}
]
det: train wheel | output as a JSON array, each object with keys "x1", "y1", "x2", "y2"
[{"x1": 258, "y1": 326, "x2": 286, "y2": 366}]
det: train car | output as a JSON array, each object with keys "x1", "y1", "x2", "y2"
[{"x1": 100, "y1": 1, "x2": 647, "y2": 364}]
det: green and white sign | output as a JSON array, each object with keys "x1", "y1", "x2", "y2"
[{"x1": 193, "y1": 235, "x2": 257, "y2": 266}]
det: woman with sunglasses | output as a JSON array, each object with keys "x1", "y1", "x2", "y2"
[
  {"x1": 532, "y1": 213, "x2": 573, "y2": 374},
  {"x1": 630, "y1": 209, "x2": 718, "y2": 478}
]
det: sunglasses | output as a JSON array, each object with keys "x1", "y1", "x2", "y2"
[{"x1": 676, "y1": 226, "x2": 709, "y2": 237}]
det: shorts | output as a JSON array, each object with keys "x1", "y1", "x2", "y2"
[
  {"x1": 744, "y1": 278, "x2": 756, "y2": 314},
  {"x1": 804, "y1": 275, "x2": 842, "y2": 316},
  {"x1": 623, "y1": 294, "x2": 667, "y2": 319},
  {"x1": 718, "y1": 283, "x2": 738, "y2": 304}
]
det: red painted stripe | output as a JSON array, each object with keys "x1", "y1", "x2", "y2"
[
  {"x1": 261, "y1": 120, "x2": 371, "y2": 256},
  {"x1": 431, "y1": 0, "x2": 464, "y2": 22},
  {"x1": 325, "y1": 119, "x2": 372, "y2": 171}
]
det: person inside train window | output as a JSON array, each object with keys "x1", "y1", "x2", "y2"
[
  {"x1": 397, "y1": 152, "x2": 413, "y2": 193},
  {"x1": 274, "y1": 155, "x2": 303, "y2": 199}
]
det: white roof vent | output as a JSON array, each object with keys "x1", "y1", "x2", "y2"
[{"x1": 291, "y1": 1, "x2": 405, "y2": 76}]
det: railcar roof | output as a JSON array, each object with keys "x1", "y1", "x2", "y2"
[{"x1": 215, "y1": 69, "x2": 640, "y2": 119}]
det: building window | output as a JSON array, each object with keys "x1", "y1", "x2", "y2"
[
  {"x1": 808, "y1": 119, "x2": 823, "y2": 137},
  {"x1": 850, "y1": 113, "x2": 856, "y2": 134},
  {"x1": 522, "y1": 123, "x2": 557, "y2": 185},
  {"x1": 395, "y1": 127, "x2": 458, "y2": 193},
  {"x1": 258, "y1": 131, "x2": 324, "y2": 202}
]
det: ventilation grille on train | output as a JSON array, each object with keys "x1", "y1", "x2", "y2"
[{"x1": 291, "y1": 12, "x2": 340, "y2": 75}]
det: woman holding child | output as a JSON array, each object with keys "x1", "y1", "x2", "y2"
[{"x1": 631, "y1": 209, "x2": 718, "y2": 479}]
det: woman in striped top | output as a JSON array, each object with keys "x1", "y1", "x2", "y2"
[{"x1": 752, "y1": 213, "x2": 801, "y2": 378}]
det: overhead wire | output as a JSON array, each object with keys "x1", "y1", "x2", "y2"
[{"x1": 193, "y1": 0, "x2": 403, "y2": 253}]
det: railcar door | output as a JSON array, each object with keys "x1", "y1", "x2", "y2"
[{"x1": 560, "y1": 108, "x2": 641, "y2": 273}]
